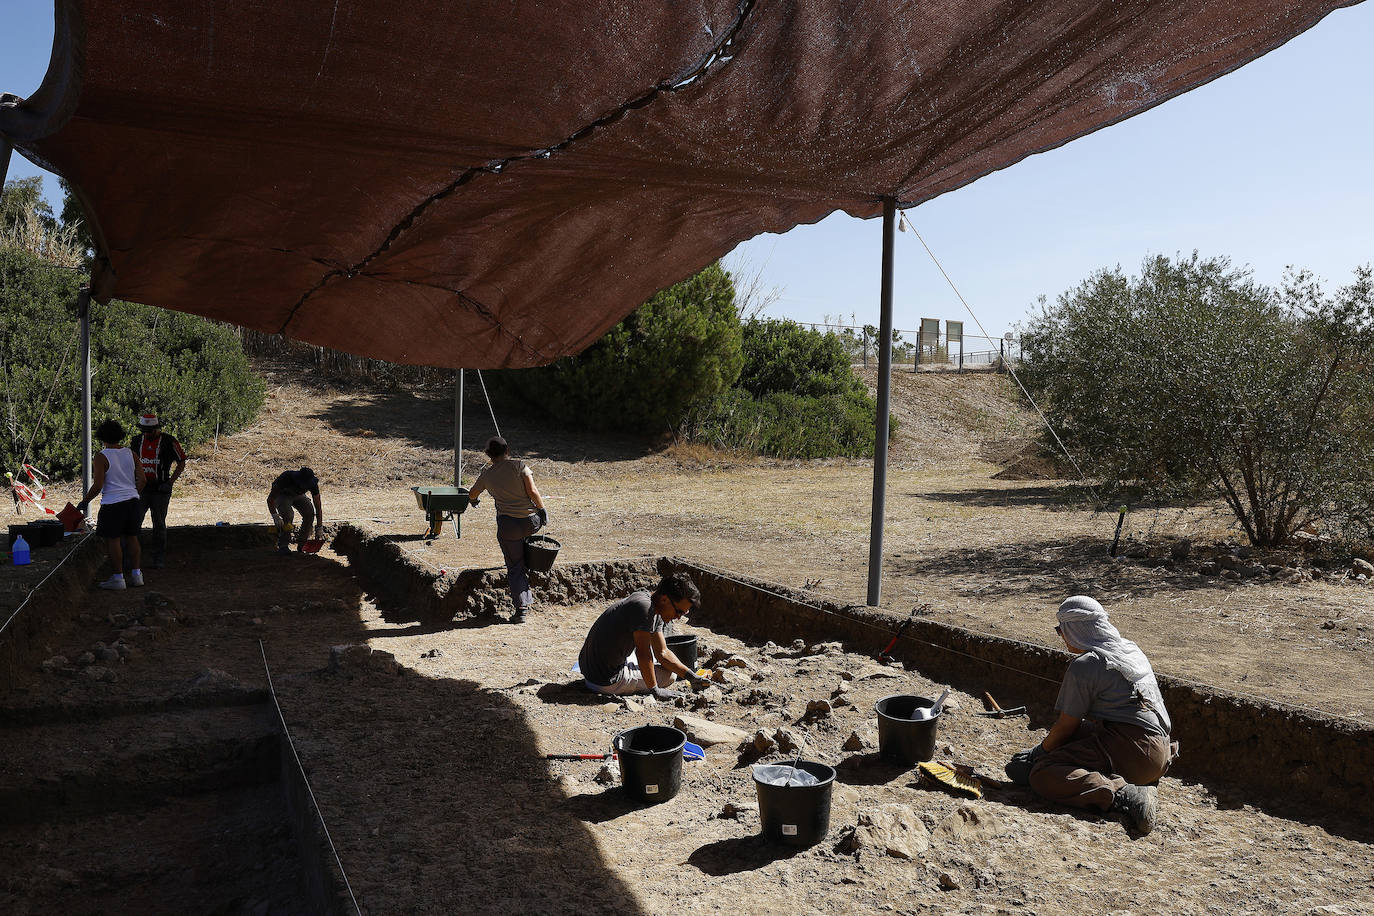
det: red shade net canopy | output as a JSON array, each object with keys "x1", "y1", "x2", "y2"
[{"x1": 1, "y1": 0, "x2": 1359, "y2": 367}]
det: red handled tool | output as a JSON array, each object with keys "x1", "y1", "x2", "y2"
[{"x1": 879, "y1": 604, "x2": 927, "y2": 661}]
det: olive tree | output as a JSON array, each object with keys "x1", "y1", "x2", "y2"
[{"x1": 1021, "y1": 253, "x2": 1374, "y2": 546}]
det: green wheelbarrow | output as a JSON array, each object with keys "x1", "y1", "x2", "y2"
[{"x1": 411, "y1": 485, "x2": 471, "y2": 539}]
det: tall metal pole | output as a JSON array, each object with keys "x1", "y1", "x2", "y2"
[
  {"x1": 78, "y1": 287, "x2": 92, "y2": 496},
  {"x1": 867, "y1": 198, "x2": 897, "y2": 607},
  {"x1": 454, "y1": 369, "x2": 464, "y2": 488}
]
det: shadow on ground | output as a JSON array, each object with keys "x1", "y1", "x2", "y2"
[
  {"x1": 0, "y1": 537, "x2": 647, "y2": 915},
  {"x1": 917, "y1": 483, "x2": 1100, "y2": 512},
  {"x1": 889, "y1": 535, "x2": 1228, "y2": 602},
  {"x1": 314, "y1": 389, "x2": 657, "y2": 462}
]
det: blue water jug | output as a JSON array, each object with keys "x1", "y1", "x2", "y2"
[{"x1": 12, "y1": 534, "x2": 31, "y2": 565}]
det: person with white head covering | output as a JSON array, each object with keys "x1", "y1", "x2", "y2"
[{"x1": 1007, "y1": 595, "x2": 1177, "y2": 835}]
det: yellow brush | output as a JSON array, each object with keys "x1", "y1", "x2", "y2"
[{"x1": 917, "y1": 761, "x2": 983, "y2": 799}]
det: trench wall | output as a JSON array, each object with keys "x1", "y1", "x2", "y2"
[
  {"x1": 310, "y1": 525, "x2": 1374, "y2": 825},
  {"x1": 1, "y1": 523, "x2": 346, "y2": 912},
  {"x1": 278, "y1": 727, "x2": 354, "y2": 915},
  {"x1": 329, "y1": 523, "x2": 662, "y2": 623}
]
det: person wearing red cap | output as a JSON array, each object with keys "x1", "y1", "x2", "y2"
[{"x1": 131, "y1": 412, "x2": 187, "y2": 568}]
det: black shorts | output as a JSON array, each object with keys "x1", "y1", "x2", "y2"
[{"x1": 96, "y1": 498, "x2": 143, "y2": 538}]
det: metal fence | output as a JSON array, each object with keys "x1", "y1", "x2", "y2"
[{"x1": 793, "y1": 321, "x2": 1021, "y2": 372}]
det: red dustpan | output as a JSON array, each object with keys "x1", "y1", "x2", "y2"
[
  {"x1": 300, "y1": 538, "x2": 325, "y2": 554},
  {"x1": 57, "y1": 502, "x2": 85, "y2": 533}
]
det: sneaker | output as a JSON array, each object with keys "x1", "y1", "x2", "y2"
[
  {"x1": 511, "y1": 609, "x2": 529, "y2": 624},
  {"x1": 128, "y1": 570, "x2": 145, "y2": 587},
  {"x1": 97, "y1": 574, "x2": 127, "y2": 591},
  {"x1": 1112, "y1": 784, "x2": 1158, "y2": 835}
]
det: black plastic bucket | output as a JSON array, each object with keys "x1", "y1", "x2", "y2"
[
  {"x1": 613, "y1": 725, "x2": 685, "y2": 804},
  {"x1": 875, "y1": 694, "x2": 941, "y2": 765},
  {"x1": 665, "y1": 633, "x2": 698, "y2": 671},
  {"x1": 753, "y1": 760, "x2": 837, "y2": 847},
  {"x1": 8, "y1": 524, "x2": 30, "y2": 550},
  {"x1": 26, "y1": 519, "x2": 64, "y2": 548},
  {"x1": 524, "y1": 534, "x2": 561, "y2": 573}
]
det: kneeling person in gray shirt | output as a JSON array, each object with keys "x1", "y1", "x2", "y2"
[{"x1": 579, "y1": 573, "x2": 711, "y2": 700}]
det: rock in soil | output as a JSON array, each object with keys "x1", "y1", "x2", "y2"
[
  {"x1": 672, "y1": 713, "x2": 750, "y2": 747},
  {"x1": 836, "y1": 804, "x2": 930, "y2": 859}
]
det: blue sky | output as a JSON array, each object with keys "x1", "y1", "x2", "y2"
[{"x1": 4, "y1": 3, "x2": 1371, "y2": 343}]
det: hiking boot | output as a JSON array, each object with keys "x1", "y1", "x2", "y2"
[
  {"x1": 511, "y1": 608, "x2": 529, "y2": 624},
  {"x1": 1112, "y1": 784, "x2": 1158, "y2": 835},
  {"x1": 128, "y1": 570, "x2": 145, "y2": 587},
  {"x1": 97, "y1": 574, "x2": 127, "y2": 591}
]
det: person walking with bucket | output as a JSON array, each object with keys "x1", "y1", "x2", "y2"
[{"x1": 466, "y1": 437, "x2": 547, "y2": 624}]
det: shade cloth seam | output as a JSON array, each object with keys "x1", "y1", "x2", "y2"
[{"x1": 276, "y1": 0, "x2": 759, "y2": 345}]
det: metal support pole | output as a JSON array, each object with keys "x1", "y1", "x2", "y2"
[
  {"x1": 0, "y1": 138, "x2": 13, "y2": 190},
  {"x1": 454, "y1": 369, "x2": 464, "y2": 488},
  {"x1": 866, "y1": 198, "x2": 897, "y2": 607},
  {"x1": 78, "y1": 287, "x2": 92, "y2": 496}
]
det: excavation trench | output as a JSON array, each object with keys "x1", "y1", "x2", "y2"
[{"x1": 1, "y1": 524, "x2": 1370, "y2": 914}]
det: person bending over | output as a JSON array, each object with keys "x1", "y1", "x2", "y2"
[
  {"x1": 578, "y1": 573, "x2": 712, "y2": 700},
  {"x1": 267, "y1": 467, "x2": 323, "y2": 554},
  {"x1": 77, "y1": 419, "x2": 148, "y2": 590},
  {"x1": 1007, "y1": 595, "x2": 1177, "y2": 835}
]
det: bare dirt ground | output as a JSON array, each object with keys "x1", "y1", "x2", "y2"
[
  {"x1": 4, "y1": 540, "x2": 1371, "y2": 915},
  {"x1": 9, "y1": 358, "x2": 1373, "y2": 914}
]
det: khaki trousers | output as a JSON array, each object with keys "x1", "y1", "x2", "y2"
[{"x1": 1029, "y1": 720, "x2": 1173, "y2": 812}]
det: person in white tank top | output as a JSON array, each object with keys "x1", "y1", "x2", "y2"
[{"x1": 77, "y1": 419, "x2": 148, "y2": 590}]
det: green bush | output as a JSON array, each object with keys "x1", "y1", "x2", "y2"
[
  {"x1": 736, "y1": 318, "x2": 869, "y2": 400},
  {"x1": 683, "y1": 387, "x2": 881, "y2": 458},
  {"x1": 489, "y1": 276, "x2": 891, "y2": 459},
  {"x1": 0, "y1": 245, "x2": 265, "y2": 479},
  {"x1": 682, "y1": 319, "x2": 890, "y2": 458},
  {"x1": 489, "y1": 262, "x2": 743, "y2": 433}
]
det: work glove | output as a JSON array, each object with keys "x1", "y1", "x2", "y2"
[
  {"x1": 76, "y1": 501, "x2": 89, "y2": 515},
  {"x1": 650, "y1": 686, "x2": 685, "y2": 702},
  {"x1": 469, "y1": 496, "x2": 480, "y2": 507},
  {"x1": 535, "y1": 507, "x2": 548, "y2": 526},
  {"x1": 1004, "y1": 744, "x2": 1045, "y2": 787},
  {"x1": 687, "y1": 673, "x2": 713, "y2": 691}
]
